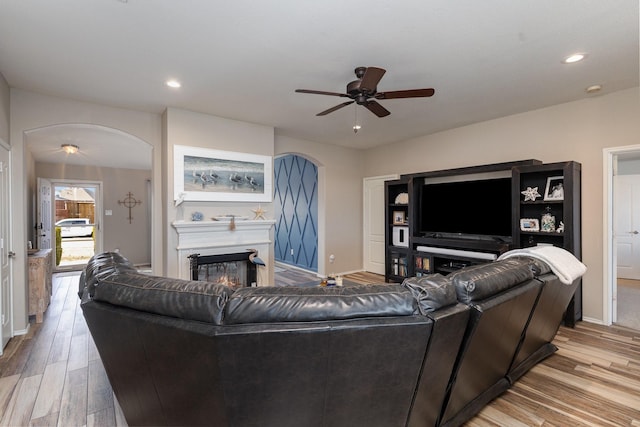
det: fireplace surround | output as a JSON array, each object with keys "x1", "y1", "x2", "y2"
[{"x1": 172, "y1": 219, "x2": 276, "y2": 286}]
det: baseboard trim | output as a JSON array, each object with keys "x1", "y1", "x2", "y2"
[{"x1": 13, "y1": 323, "x2": 30, "y2": 336}]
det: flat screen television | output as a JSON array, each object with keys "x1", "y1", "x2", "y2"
[{"x1": 419, "y1": 178, "x2": 512, "y2": 240}]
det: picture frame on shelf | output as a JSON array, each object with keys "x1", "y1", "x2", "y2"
[
  {"x1": 392, "y1": 210, "x2": 405, "y2": 224},
  {"x1": 520, "y1": 218, "x2": 540, "y2": 232},
  {"x1": 173, "y1": 145, "x2": 273, "y2": 203},
  {"x1": 543, "y1": 176, "x2": 564, "y2": 201}
]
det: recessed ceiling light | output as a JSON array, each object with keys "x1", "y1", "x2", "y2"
[
  {"x1": 166, "y1": 79, "x2": 181, "y2": 88},
  {"x1": 563, "y1": 53, "x2": 587, "y2": 64},
  {"x1": 61, "y1": 144, "x2": 79, "y2": 154}
]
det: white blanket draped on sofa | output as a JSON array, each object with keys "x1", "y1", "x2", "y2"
[{"x1": 498, "y1": 245, "x2": 587, "y2": 285}]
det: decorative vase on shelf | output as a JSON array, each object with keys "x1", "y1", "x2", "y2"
[{"x1": 541, "y1": 210, "x2": 556, "y2": 232}]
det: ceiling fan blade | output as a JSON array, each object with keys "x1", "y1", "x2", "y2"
[
  {"x1": 364, "y1": 100, "x2": 391, "y2": 117},
  {"x1": 317, "y1": 101, "x2": 354, "y2": 116},
  {"x1": 359, "y1": 67, "x2": 386, "y2": 91},
  {"x1": 295, "y1": 89, "x2": 349, "y2": 98},
  {"x1": 376, "y1": 88, "x2": 435, "y2": 100}
]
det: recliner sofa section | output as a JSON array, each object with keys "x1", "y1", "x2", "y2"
[
  {"x1": 79, "y1": 253, "x2": 468, "y2": 427},
  {"x1": 79, "y1": 251, "x2": 583, "y2": 427}
]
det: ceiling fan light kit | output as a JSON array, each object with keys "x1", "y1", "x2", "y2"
[
  {"x1": 61, "y1": 144, "x2": 79, "y2": 154},
  {"x1": 295, "y1": 66, "x2": 435, "y2": 119}
]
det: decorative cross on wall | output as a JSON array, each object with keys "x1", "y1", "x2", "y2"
[{"x1": 118, "y1": 191, "x2": 142, "y2": 224}]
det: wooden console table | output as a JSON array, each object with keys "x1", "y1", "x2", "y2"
[{"x1": 28, "y1": 249, "x2": 53, "y2": 323}]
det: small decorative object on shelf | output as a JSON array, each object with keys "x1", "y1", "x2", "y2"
[
  {"x1": 251, "y1": 204, "x2": 267, "y2": 220},
  {"x1": 541, "y1": 208, "x2": 556, "y2": 232},
  {"x1": 213, "y1": 215, "x2": 248, "y2": 221},
  {"x1": 521, "y1": 186, "x2": 541, "y2": 202},
  {"x1": 520, "y1": 218, "x2": 540, "y2": 232},
  {"x1": 557, "y1": 221, "x2": 565, "y2": 233},
  {"x1": 392, "y1": 210, "x2": 405, "y2": 224},
  {"x1": 191, "y1": 211, "x2": 204, "y2": 221},
  {"x1": 543, "y1": 176, "x2": 564, "y2": 201},
  {"x1": 394, "y1": 192, "x2": 409, "y2": 204},
  {"x1": 392, "y1": 226, "x2": 409, "y2": 247}
]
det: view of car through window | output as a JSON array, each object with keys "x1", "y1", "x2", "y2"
[{"x1": 55, "y1": 218, "x2": 94, "y2": 238}]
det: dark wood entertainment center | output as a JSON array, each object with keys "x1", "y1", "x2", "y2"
[{"x1": 385, "y1": 159, "x2": 582, "y2": 326}]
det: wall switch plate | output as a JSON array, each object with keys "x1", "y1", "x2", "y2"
[{"x1": 105, "y1": 210, "x2": 113, "y2": 216}]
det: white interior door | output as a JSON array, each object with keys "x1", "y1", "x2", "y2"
[
  {"x1": 36, "y1": 177, "x2": 53, "y2": 250},
  {"x1": 615, "y1": 174, "x2": 640, "y2": 279},
  {"x1": 363, "y1": 175, "x2": 398, "y2": 275},
  {"x1": 0, "y1": 144, "x2": 12, "y2": 350}
]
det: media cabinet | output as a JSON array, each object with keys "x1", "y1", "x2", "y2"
[{"x1": 385, "y1": 159, "x2": 582, "y2": 325}]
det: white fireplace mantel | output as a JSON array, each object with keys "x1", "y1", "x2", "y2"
[{"x1": 172, "y1": 219, "x2": 276, "y2": 285}]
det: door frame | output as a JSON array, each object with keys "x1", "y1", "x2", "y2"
[
  {"x1": 0, "y1": 140, "x2": 12, "y2": 352},
  {"x1": 47, "y1": 179, "x2": 103, "y2": 270},
  {"x1": 603, "y1": 144, "x2": 640, "y2": 325}
]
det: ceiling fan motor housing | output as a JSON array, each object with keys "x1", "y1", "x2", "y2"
[{"x1": 347, "y1": 80, "x2": 376, "y2": 103}]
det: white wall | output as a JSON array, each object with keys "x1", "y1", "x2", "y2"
[
  {"x1": 163, "y1": 107, "x2": 275, "y2": 278},
  {"x1": 275, "y1": 135, "x2": 365, "y2": 275},
  {"x1": 9, "y1": 89, "x2": 162, "y2": 331},
  {"x1": 364, "y1": 87, "x2": 640, "y2": 323},
  {"x1": 0, "y1": 73, "x2": 8, "y2": 143}
]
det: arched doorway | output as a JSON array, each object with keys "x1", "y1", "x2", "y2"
[{"x1": 26, "y1": 123, "x2": 153, "y2": 270}]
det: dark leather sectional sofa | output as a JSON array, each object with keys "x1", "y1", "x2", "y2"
[{"x1": 79, "y1": 251, "x2": 583, "y2": 427}]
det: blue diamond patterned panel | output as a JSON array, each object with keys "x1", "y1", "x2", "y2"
[{"x1": 274, "y1": 154, "x2": 318, "y2": 271}]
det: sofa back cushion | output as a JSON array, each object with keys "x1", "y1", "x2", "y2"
[
  {"x1": 92, "y1": 272, "x2": 232, "y2": 325},
  {"x1": 450, "y1": 258, "x2": 536, "y2": 303},
  {"x1": 84, "y1": 253, "x2": 232, "y2": 325},
  {"x1": 401, "y1": 274, "x2": 457, "y2": 314},
  {"x1": 224, "y1": 284, "x2": 414, "y2": 324},
  {"x1": 81, "y1": 251, "x2": 137, "y2": 298}
]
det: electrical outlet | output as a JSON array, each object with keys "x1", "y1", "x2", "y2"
[
  {"x1": 290, "y1": 248, "x2": 294, "y2": 256},
  {"x1": 329, "y1": 254, "x2": 335, "y2": 263}
]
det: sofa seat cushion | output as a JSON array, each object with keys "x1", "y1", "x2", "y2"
[
  {"x1": 402, "y1": 274, "x2": 457, "y2": 314},
  {"x1": 224, "y1": 284, "x2": 414, "y2": 324},
  {"x1": 450, "y1": 258, "x2": 537, "y2": 303}
]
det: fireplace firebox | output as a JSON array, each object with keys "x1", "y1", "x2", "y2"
[{"x1": 188, "y1": 251, "x2": 258, "y2": 289}]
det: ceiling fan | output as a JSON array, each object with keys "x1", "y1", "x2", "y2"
[{"x1": 295, "y1": 66, "x2": 435, "y2": 118}]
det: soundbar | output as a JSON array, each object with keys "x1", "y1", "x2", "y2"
[{"x1": 416, "y1": 245, "x2": 497, "y2": 261}]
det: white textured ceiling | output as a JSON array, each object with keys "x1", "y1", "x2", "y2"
[{"x1": 0, "y1": 0, "x2": 638, "y2": 170}]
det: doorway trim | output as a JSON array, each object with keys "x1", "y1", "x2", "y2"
[
  {"x1": 603, "y1": 144, "x2": 640, "y2": 326},
  {"x1": 49, "y1": 179, "x2": 103, "y2": 271}
]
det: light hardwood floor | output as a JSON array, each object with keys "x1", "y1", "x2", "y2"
[{"x1": 0, "y1": 270, "x2": 639, "y2": 426}]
